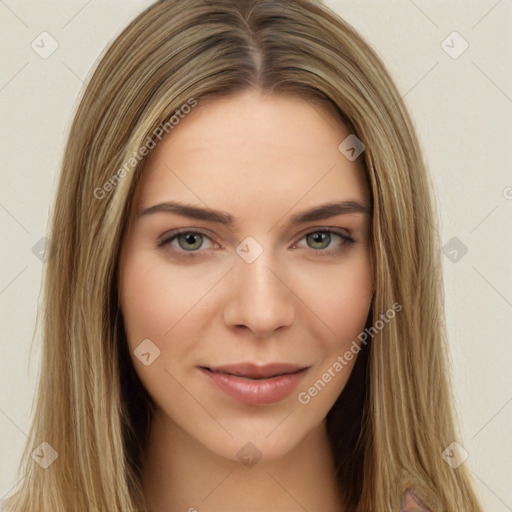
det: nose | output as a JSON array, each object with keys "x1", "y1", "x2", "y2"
[{"x1": 222, "y1": 248, "x2": 295, "y2": 338}]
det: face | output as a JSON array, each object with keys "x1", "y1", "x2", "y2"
[{"x1": 118, "y1": 89, "x2": 373, "y2": 463}]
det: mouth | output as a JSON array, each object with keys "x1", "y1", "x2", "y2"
[
  {"x1": 199, "y1": 362, "x2": 310, "y2": 405},
  {"x1": 200, "y1": 362, "x2": 309, "y2": 379}
]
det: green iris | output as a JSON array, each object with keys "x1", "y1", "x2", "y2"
[
  {"x1": 177, "y1": 233, "x2": 204, "y2": 251},
  {"x1": 306, "y1": 232, "x2": 331, "y2": 250}
]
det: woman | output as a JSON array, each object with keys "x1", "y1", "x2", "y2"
[{"x1": 4, "y1": 0, "x2": 483, "y2": 510}]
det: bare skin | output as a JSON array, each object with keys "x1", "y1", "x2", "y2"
[{"x1": 118, "y1": 89, "x2": 373, "y2": 512}]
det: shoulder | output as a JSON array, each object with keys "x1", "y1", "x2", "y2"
[{"x1": 400, "y1": 488, "x2": 432, "y2": 511}]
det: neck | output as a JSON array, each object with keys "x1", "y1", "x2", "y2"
[{"x1": 142, "y1": 411, "x2": 345, "y2": 512}]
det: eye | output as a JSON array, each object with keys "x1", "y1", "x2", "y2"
[
  {"x1": 293, "y1": 229, "x2": 354, "y2": 256},
  {"x1": 157, "y1": 229, "x2": 217, "y2": 258}
]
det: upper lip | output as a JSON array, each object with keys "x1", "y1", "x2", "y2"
[{"x1": 201, "y1": 362, "x2": 309, "y2": 379}]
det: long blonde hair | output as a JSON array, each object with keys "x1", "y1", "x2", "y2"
[{"x1": 5, "y1": 0, "x2": 483, "y2": 510}]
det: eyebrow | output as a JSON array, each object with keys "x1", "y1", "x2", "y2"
[{"x1": 138, "y1": 199, "x2": 371, "y2": 226}]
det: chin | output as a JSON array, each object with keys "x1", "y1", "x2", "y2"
[{"x1": 195, "y1": 416, "x2": 319, "y2": 467}]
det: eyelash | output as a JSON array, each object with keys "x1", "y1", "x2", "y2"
[{"x1": 157, "y1": 228, "x2": 355, "y2": 260}]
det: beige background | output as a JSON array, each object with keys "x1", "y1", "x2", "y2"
[{"x1": 1, "y1": 0, "x2": 511, "y2": 509}]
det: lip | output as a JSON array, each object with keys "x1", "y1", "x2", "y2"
[{"x1": 199, "y1": 362, "x2": 310, "y2": 405}]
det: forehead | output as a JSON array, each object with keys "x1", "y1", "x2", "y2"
[{"x1": 135, "y1": 90, "x2": 369, "y2": 215}]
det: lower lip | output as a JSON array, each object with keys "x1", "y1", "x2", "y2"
[{"x1": 200, "y1": 368, "x2": 308, "y2": 405}]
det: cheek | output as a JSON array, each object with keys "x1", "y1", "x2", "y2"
[
  {"x1": 294, "y1": 250, "x2": 373, "y2": 350},
  {"x1": 118, "y1": 246, "x2": 229, "y2": 392},
  {"x1": 118, "y1": 249, "x2": 203, "y2": 410},
  {"x1": 119, "y1": 250, "x2": 206, "y2": 345},
  {"x1": 294, "y1": 254, "x2": 372, "y2": 412}
]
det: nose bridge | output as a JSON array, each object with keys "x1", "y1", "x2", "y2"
[
  {"x1": 238, "y1": 250, "x2": 281, "y2": 300},
  {"x1": 224, "y1": 238, "x2": 295, "y2": 335}
]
